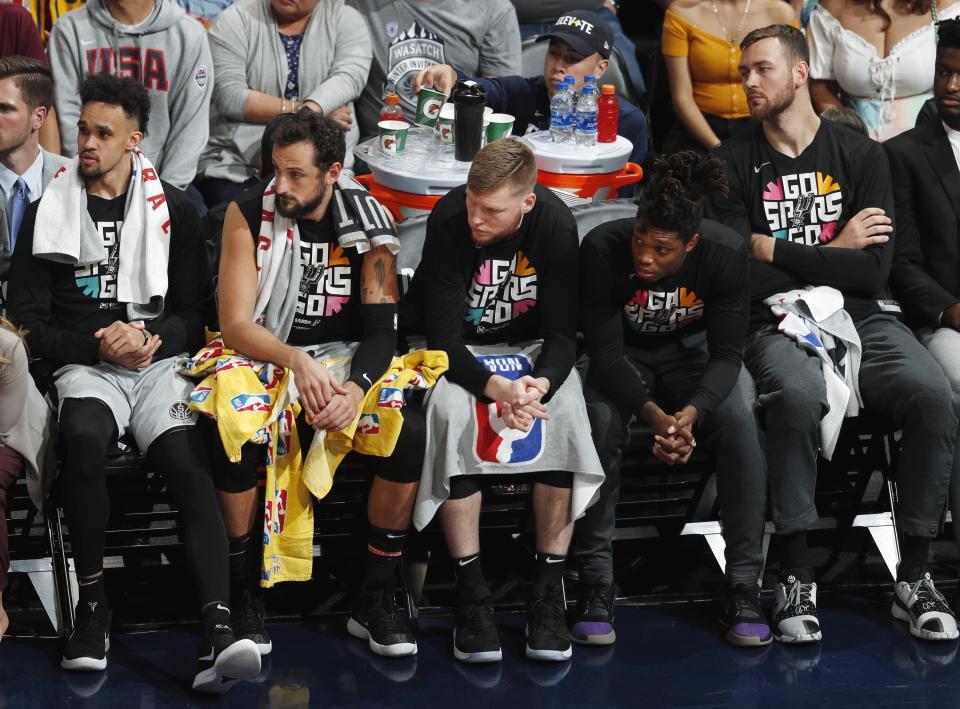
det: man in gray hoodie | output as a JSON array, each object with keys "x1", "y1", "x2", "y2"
[{"x1": 48, "y1": 0, "x2": 213, "y2": 190}]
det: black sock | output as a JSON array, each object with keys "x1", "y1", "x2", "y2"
[
  {"x1": 777, "y1": 531, "x2": 811, "y2": 580},
  {"x1": 533, "y1": 552, "x2": 566, "y2": 593},
  {"x1": 228, "y1": 533, "x2": 260, "y2": 597},
  {"x1": 363, "y1": 526, "x2": 406, "y2": 588},
  {"x1": 201, "y1": 600, "x2": 233, "y2": 639},
  {"x1": 454, "y1": 553, "x2": 489, "y2": 599},
  {"x1": 77, "y1": 574, "x2": 109, "y2": 613},
  {"x1": 897, "y1": 534, "x2": 931, "y2": 582}
]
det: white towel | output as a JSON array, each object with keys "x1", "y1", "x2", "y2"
[
  {"x1": 254, "y1": 173, "x2": 400, "y2": 340},
  {"x1": 32, "y1": 150, "x2": 171, "y2": 320},
  {"x1": 764, "y1": 286, "x2": 863, "y2": 460}
]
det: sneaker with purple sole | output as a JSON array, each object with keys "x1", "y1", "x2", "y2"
[
  {"x1": 569, "y1": 582, "x2": 616, "y2": 646},
  {"x1": 720, "y1": 583, "x2": 773, "y2": 647}
]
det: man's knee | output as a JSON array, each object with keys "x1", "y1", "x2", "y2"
[
  {"x1": 58, "y1": 398, "x2": 116, "y2": 475},
  {"x1": 585, "y1": 390, "x2": 629, "y2": 467},
  {"x1": 755, "y1": 370, "x2": 826, "y2": 431}
]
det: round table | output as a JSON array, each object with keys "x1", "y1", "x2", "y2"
[{"x1": 355, "y1": 128, "x2": 643, "y2": 221}]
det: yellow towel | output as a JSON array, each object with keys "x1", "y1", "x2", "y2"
[{"x1": 179, "y1": 340, "x2": 448, "y2": 587}]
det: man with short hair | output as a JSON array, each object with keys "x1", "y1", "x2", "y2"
[
  {"x1": 215, "y1": 110, "x2": 426, "y2": 659},
  {"x1": 48, "y1": 0, "x2": 213, "y2": 189},
  {"x1": 708, "y1": 24, "x2": 959, "y2": 643},
  {"x1": 8, "y1": 74, "x2": 261, "y2": 691},
  {"x1": 414, "y1": 10, "x2": 648, "y2": 168},
  {"x1": 0, "y1": 56, "x2": 68, "y2": 315},
  {"x1": 346, "y1": 0, "x2": 521, "y2": 138},
  {"x1": 575, "y1": 151, "x2": 769, "y2": 648},
  {"x1": 405, "y1": 139, "x2": 603, "y2": 664},
  {"x1": 886, "y1": 18, "x2": 960, "y2": 553}
]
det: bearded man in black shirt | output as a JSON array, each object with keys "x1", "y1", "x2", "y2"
[
  {"x1": 574, "y1": 152, "x2": 769, "y2": 648},
  {"x1": 708, "y1": 24, "x2": 959, "y2": 644},
  {"x1": 215, "y1": 111, "x2": 425, "y2": 660},
  {"x1": 8, "y1": 75, "x2": 262, "y2": 691}
]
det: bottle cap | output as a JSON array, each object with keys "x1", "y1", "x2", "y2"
[
  {"x1": 601, "y1": 84, "x2": 615, "y2": 95},
  {"x1": 385, "y1": 93, "x2": 400, "y2": 104},
  {"x1": 584, "y1": 74, "x2": 596, "y2": 83}
]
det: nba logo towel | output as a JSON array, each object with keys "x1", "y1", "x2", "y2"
[{"x1": 472, "y1": 354, "x2": 544, "y2": 465}]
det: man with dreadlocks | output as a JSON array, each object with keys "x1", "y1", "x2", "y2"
[{"x1": 572, "y1": 151, "x2": 769, "y2": 649}]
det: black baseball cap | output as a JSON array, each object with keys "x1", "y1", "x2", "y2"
[{"x1": 538, "y1": 11, "x2": 613, "y2": 59}]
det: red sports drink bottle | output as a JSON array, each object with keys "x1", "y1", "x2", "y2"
[
  {"x1": 379, "y1": 93, "x2": 403, "y2": 122},
  {"x1": 598, "y1": 84, "x2": 618, "y2": 143}
]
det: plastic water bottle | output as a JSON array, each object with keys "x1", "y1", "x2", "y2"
[
  {"x1": 550, "y1": 80, "x2": 574, "y2": 143},
  {"x1": 598, "y1": 84, "x2": 619, "y2": 143},
  {"x1": 575, "y1": 82, "x2": 599, "y2": 147}
]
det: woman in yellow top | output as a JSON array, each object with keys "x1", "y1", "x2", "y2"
[{"x1": 662, "y1": 0, "x2": 797, "y2": 153}]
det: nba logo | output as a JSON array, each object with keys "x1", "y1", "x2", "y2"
[
  {"x1": 358, "y1": 413, "x2": 381, "y2": 435},
  {"x1": 377, "y1": 387, "x2": 404, "y2": 409},
  {"x1": 263, "y1": 500, "x2": 273, "y2": 545},
  {"x1": 473, "y1": 354, "x2": 544, "y2": 465},
  {"x1": 277, "y1": 410, "x2": 294, "y2": 457},
  {"x1": 190, "y1": 386, "x2": 212, "y2": 404},
  {"x1": 274, "y1": 490, "x2": 287, "y2": 534},
  {"x1": 230, "y1": 393, "x2": 271, "y2": 412}
]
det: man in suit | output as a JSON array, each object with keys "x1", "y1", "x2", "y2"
[
  {"x1": 0, "y1": 56, "x2": 69, "y2": 315},
  {"x1": 887, "y1": 19, "x2": 960, "y2": 389},
  {"x1": 886, "y1": 18, "x2": 960, "y2": 553}
]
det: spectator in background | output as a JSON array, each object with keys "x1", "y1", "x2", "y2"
[
  {"x1": 414, "y1": 11, "x2": 648, "y2": 169},
  {"x1": 196, "y1": 0, "x2": 370, "y2": 208},
  {"x1": 0, "y1": 318, "x2": 52, "y2": 644},
  {"x1": 0, "y1": 57, "x2": 69, "y2": 315},
  {"x1": 820, "y1": 104, "x2": 869, "y2": 134},
  {"x1": 0, "y1": 4, "x2": 62, "y2": 154},
  {"x1": 808, "y1": 0, "x2": 960, "y2": 141},
  {"x1": 347, "y1": 0, "x2": 521, "y2": 138},
  {"x1": 885, "y1": 17, "x2": 960, "y2": 550},
  {"x1": 662, "y1": 0, "x2": 795, "y2": 153},
  {"x1": 48, "y1": 0, "x2": 214, "y2": 191},
  {"x1": 509, "y1": 0, "x2": 645, "y2": 98}
]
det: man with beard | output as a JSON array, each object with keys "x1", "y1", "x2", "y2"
[
  {"x1": 8, "y1": 74, "x2": 261, "y2": 691},
  {"x1": 707, "y1": 24, "x2": 960, "y2": 644},
  {"x1": 214, "y1": 110, "x2": 425, "y2": 659},
  {"x1": 886, "y1": 18, "x2": 960, "y2": 554}
]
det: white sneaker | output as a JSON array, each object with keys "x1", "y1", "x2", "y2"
[
  {"x1": 773, "y1": 574, "x2": 822, "y2": 643},
  {"x1": 891, "y1": 572, "x2": 959, "y2": 641}
]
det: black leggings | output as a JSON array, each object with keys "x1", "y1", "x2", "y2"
[
  {"x1": 448, "y1": 471, "x2": 574, "y2": 500},
  {"x1": 58, "y1": 399, "x2": 229, "y2": 606},
  {"x1": 210, "y1": 401, "x2": 428, "y2": 493}
]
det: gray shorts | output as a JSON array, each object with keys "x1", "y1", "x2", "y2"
[{"x1": 53, "y1": 356, "x2": 197, "y2": 453}]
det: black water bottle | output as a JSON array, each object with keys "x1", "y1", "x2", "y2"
[{"x1": 453, "y1": 80, "x2": 486, "y2": 162}]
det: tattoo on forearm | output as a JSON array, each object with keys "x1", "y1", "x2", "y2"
[{"x1": 375, "y1": 258, "x2": 385, "y2": 289}]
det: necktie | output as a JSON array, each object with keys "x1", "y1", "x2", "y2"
[{"x1": 9, "y1": 178, "x2": 29, "y2": 251}]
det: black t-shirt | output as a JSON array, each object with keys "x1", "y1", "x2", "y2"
[
  {"x1": 580, "y1": 217, "x2": 749, "y2": 418},
  {"x1": 411, "y1": 184, "x2": 579, "y2": 400},
  {"x1": 9, "y1": 180, "x2": 215, "y2": 380},
  {"x1": 72, "y1": 194, "x2": 127, "y2": 321},
  {"x1": 707, "y1": 120, "x2": 895, "y2": 328},
  {"x1": 235, "y1": 185, "x2": 364, "y2": 347}
]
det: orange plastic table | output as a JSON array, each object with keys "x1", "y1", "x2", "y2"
[
  {"x1": 356, "y1": 162, "x2": 644, "y2": 222},
  {"x1": 536, "y1": 162, "x2": 643, "y2": 200}
]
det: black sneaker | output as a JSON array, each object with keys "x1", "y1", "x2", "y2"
[
  {"x1": 347, "y1": 586, "x2": 417, "y2": 657},
  {"x1": 719, "y1": 583, "x2": 773, "y2": 647},
  {"x1": 233, "y1": 590, "x2": 272, "y2": 655},
  {"x1": 453, "y1": 592, "x2": 502, "y2": 663},
  {"x1": 892, "y1": 572, "x2": 959, "y2": 641},
  {"x1": 526, "y1": 584, "x2": 572, "y2": 662},
  {"x1": 192, "y1": 630, "x2": 261, "y2": 694},
  {"x1": 569, "y1": 582, "x2": 616, "y2": 646},
  {"x1": 61, "y1": 601, "x2": 111, "y2": 671}
]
